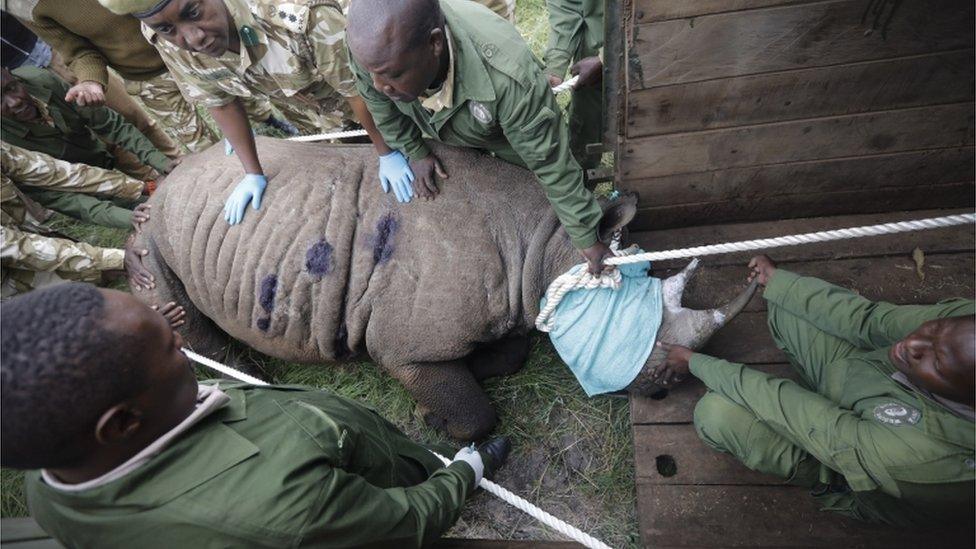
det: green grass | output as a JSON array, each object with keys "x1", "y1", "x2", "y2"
[{"x1": 1, "y1": 1, "x2": 638, "y2": 545}]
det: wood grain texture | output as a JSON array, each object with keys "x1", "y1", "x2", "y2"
[
  {"x1": 634, "y1": 423, "x2": 790, "y2": 483},
  {"x1": 619, "y1": 103, "x2": 974, "y2": 179},
  {"x1": 630, "y1": 0, "x2": 975, "y2": 89},
  {"x1": 626, "y1": 182, "x2": 974, "y2": 231},
  {"x1": 631, "y1": 364, "x2": 800, "y2": 424},
  {"x1": 627, "y1": 51, "x2": 976, "y2": 137},
  {"x1": 636, "y1": 483, "x2": 973, "y2": 547},
  {"x1": 633, "y1": 0, "x2": 811, "y2": 23},
  {"x1": 620, "y1": 148, "x2": 974, "y2": 206},
  {"x1": 627, "y1": 209, "x2": 976, "y2": 268}
]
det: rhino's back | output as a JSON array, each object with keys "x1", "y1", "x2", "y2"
[{"x1": 144, "y1": 138, "x2": 553, "y2": 364}]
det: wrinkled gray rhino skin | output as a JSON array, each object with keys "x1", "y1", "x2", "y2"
[{"x1": 135, "y1": 137, "x2": 753, "y2": 440}]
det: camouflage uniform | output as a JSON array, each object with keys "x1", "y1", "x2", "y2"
[
  {"x1": 0, "y1": 142, "x2": 129, "y2": 298},
  {"x1": 144, "y1": 0, "x2": 358, "y2": 136}
]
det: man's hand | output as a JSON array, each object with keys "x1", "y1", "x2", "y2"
[
  {"x1": 547, "y1": 74, "x2": 564, "y2": 88},
  {"x1": 378, "y1": 150, "x2": 415, "y2": 203},
  {"x1": 652, "y1": 341, "x2": 693, "y2": 386},
  {"x1": 747, "y1": 254, "x2": 777, "y2": 286},
  {"x1": 579, "y1": 241, "x2": 612, "y2": 275},
  {"x1": 223, "y1": 174, "x2": 267, "y2": 225},
  {"x1": 131, "y1": 204, "x2": 151, "y2": 233},
  {"x1": 409, "y1": 153, "x2": 448, "y2": 200},
  {"x1": 65, "y1": 81, "x2": 106, "y2": 107},
  {"x1": 570, "y1": 56, "x2": 603, "y2": 89},
  {"x1": 152, "y1": 301, "x2": 186, "y2": 329},
  {"x1": 124, "y1": 235, "x2": 155, "y2": 291}
]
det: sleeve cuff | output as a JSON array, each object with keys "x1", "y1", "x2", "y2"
[
  {"x1": 569, "y1": 229, "x2": 598, "y2": 249},
  {"x1": 446, "y1": 461, "x2": 478, "y2": 491},
  {"x1": 146, "y1": 151, "x2": 170, "y2": 173},
  {"x1": 70, "y1": 57, "x2": 110, "y2": 89},
  {"x1": 544, "y1": 50, "x2": 573, "y2": 78},
  {"x1": 689, "y1": 352, "x2": 738, "y2": 392},
  {"x1": 101, "y1": 248, "x2": 125, "y2": 270},
  {"x1": 761, "y1": 268, "x2": 801, "y2": 308},
  {"x1": 404, "y1": 140, "x2": 432, "y2": 162}
]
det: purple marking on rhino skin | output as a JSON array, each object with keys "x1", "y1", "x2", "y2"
[
  {"x1": 256, "y1": 317, "x2": 271, "y2": 332},
  {"x1": 259, "y1": 274, "x2": 277, "y2": 314},
  {"x1": 370, "y1": 213, "x2": 399, "y2": 264},
  {"x1": 305, "y1": 239, "x2": 333, "y2": 278}
]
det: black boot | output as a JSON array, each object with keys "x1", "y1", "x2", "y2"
[
  {"x1": 263, "y1": 115, "x2": 299, "y2": 136},
  {"x1": 477, "y1": 436, "x2": 511, "y2": 480}
]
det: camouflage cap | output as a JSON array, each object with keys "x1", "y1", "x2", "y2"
[{"x1": 97, "y1": 0, "x2": 174, "y2": 17}]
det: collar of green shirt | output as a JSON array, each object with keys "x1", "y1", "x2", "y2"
[
  {"x1": 437, "y1": 1, "x2": 496, "y2": 107},
  {"x1": 30, "y1": 385, "x2": 256, "y2": 509}
]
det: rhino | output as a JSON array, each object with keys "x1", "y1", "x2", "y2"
[{"x1": 134, "y1": 137, "x2": 755, "y2": 440}]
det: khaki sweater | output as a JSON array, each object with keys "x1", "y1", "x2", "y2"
[{"x1": 21, "y1": 0, "x2": 166, "y2": 87}]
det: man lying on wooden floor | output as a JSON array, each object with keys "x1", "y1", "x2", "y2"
[
  {"x1": 0, "y1": 283, "x2": 510, "y2": 548},
  {"x1": 655, "y1": 254, "x2": 975, "y2": 527}
]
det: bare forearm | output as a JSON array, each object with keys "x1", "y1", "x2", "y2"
[
  {"x1": 209, "y1": 99, "x2": 263, "y2": 175},
  {"x1": 347, "y1": 95, "x2": 392, "y2": 155}
]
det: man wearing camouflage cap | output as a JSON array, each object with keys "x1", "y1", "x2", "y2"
[{"x1": 99, "y1": 0, "x2": 417, "y2": 228}]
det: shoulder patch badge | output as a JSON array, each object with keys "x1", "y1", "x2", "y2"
[
  {"x1": 873, "y1": 401, "x2": 921, "y2": 426},
  {"x1": 469, "y1": 101, "x2": 493, "y2": 125}
]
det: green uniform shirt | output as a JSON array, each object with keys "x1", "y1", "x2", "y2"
[
  {"x1": 0, "y1": 67, "x2": 169, "y2": 174},
  {"x1": 26, "y1": 383, "x2": 476, "y2": 548},
  {"x1": 350, "y1": 0, "x2": 602, "y2": 249},
  {"x1": 691, "y1": 269, "x2": 974, "y2": 524}
]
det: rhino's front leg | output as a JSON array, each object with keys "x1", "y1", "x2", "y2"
[{"x1": 386, "y1": 360, "x2": 497, "y2": 441}]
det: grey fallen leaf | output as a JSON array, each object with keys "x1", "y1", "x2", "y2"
[{"x1": 912, "y1": 247, "x2": 925, "y2": 281}]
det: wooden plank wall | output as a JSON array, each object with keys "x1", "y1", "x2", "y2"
[{"x1": 616, "y1": 0, "x2": 976, "y2": 231}]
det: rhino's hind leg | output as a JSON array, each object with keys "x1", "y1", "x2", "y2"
[
  {"x1": 388, "y1": 360, "x2": 497, "y2": 441},
  {"x1": 467, "y1": 335, "x2": 530, "y2": 381}
]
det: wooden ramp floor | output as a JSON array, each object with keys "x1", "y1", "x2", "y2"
[{"x1": 628, "y1": 209, "x2": 975, "y2": 548}]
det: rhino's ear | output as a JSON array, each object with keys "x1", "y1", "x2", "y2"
[{"x1": 598, "y1": 192, "x2": 638, "y2": 243}]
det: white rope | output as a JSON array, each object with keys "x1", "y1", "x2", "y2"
[
  {"x1": 181, "y1": 348, "x2": 613, "y2": 549},
  {"x1": 536, "y1": 213, "x2": 976, "y2": 331},
  {"x1": 286, "y1": 77, "x2": 581, "y2": 143}
]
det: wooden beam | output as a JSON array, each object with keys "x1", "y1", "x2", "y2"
[
  {"x1": 626, "y1": 182, "x2": 974, "y2": 231},
  {"x1": 627, "y1": 209, "x2": 976, "y2": 267},
  {"x1": 619, "y1": 104, "x2": 974, "y2": 179},
  {"x1": 633, "y1": 0, "x2": 811, "y2": 23},
  {"x1": 656, "y1": 253, "x2": 976, "y2": 313},
  {"x1": 627, "y1": 51, "x2": 975, "y2": 137},
  {"x1": 631, "y1": 364, "x2": 800, "y2": 424},
  {"x1": 620, "y1": 148, "x2": 974, "y2": 207},
  {"x1": 635, "y1": 424, "x2": 788, "y2": 484},
  {"x1": 629, "y1": 0, "x2": 975, "y2": 89},
  {"x1": 636, "y1": 482, "x2": 974, "y2": 547}
]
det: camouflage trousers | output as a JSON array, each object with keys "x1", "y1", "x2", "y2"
[{"x1": 0, "y1": 225, "x2": 124, "y2": 299}]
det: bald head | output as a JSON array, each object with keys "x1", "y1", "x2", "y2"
[
  {"x1": 348, "y1": 0, "x2": 443, "y2": 64},
  {"x1": 347, "y1": 0, "x2": 449, "y2": 103}
]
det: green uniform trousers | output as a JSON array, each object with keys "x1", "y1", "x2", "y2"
[{"x1": 691, "y1": 269, "x2": 975, "y2": 526}]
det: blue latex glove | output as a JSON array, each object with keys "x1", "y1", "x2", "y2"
[
  {"x1": 378, "y1": 150, "x2": 415, "y2": 203},
  {"x1": 223, "y1": 174, "x2": 267, "y2": 225}
]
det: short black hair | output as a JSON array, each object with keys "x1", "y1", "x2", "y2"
[{"x1": 1, "y1": 284, "x2": 148, "y2": 469}]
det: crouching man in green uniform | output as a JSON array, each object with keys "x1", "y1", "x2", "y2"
[
  {"x1": 655, "y1": 255, "x2": 975, "y2": 526},
  {"x1": 1, "y1": 284, "x2": 511, "y2": 548},
  {"x1": 345, "y1": 0, "x2": 611, "y2": 274}
]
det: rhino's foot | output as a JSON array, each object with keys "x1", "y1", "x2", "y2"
[
  {"x1": 388, "y1": 359, "x2": 498, "y2": 442},
  {"x1": 467, "y1": 336, "x2": 530, "y2": 382}
]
